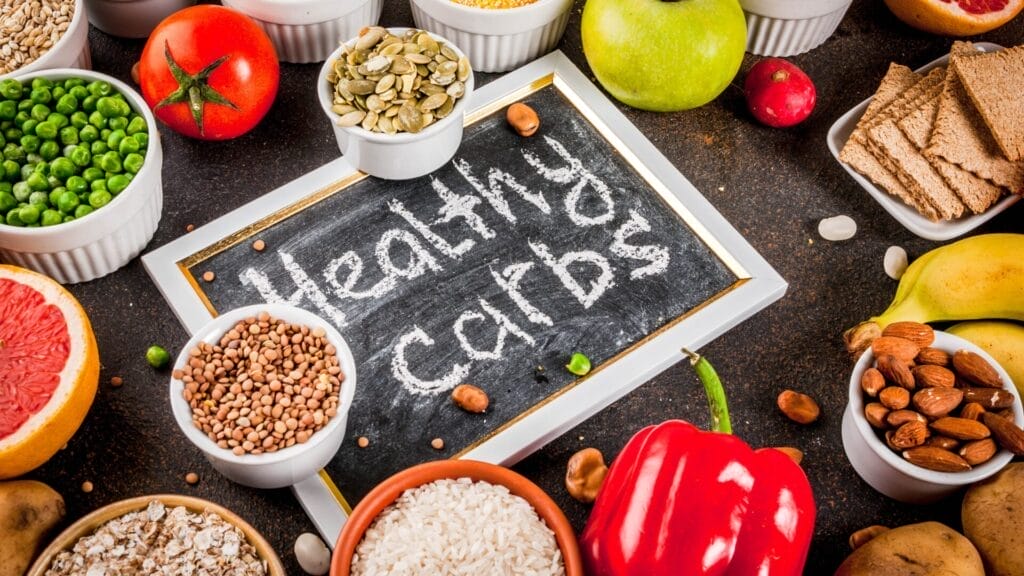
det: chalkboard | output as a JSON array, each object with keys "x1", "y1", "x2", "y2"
[{"x1": 145, "y1": 52, "x2": 785, "y2": 527}]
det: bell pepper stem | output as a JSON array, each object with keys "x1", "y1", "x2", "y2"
[{"x1": 683, "y1": 349, "x2": 733, "y2": 435}]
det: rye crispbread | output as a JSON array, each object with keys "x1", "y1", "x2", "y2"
[{"x1": 952, "y1": 45, "x2": 1024, "y2": 162}]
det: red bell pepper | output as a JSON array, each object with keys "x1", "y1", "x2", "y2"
[{"x1": 580, "y1": 350, "x2": 816, "y2": 575}]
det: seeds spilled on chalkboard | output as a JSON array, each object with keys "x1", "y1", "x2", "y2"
[
  {"x1": 534, "y1": 365, "x2": 548, "y2": 383},
  {"x1": 252, "y1": 239, "x2": 266, "y2": 252},
  {"x1": 185, "y1": 223, "x2": 195, "y2": 233},
  {"x1": 507, "y1": 102, "x2": 540, "y2": 137},
  {"x1": 357, "y1": 436, "x2": 370, "y2": 448},
  {"x1": 202, "y1": 271, "x2": 215, "y2": 282},
  {"x1": 566, "y1": 353, "x2": 592, "y2": 376},
  {"x1": 431, "y1": 437, "x2": 445, "y2": 450},
  {"x1": 451, "y1": 384, "x2": 489, "y2": 413}
]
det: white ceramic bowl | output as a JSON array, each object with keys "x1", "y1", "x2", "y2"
[
  {"x1": 410, "y1": 0, "x2": 572, "y2": 73},
  {"x1": 1, "y1": 0, "x2": 91, "y2": 79},
  {"x1": 843, "y1": 331, "x2": 1024, "y2": 504},
  {"x1": 317, "y1": 28, "x2": 475, "y2": 180},
  {"x1": 84, "y1": 0, "x2": 196, "y2": 39},
  {"x1": 222, "y1": 0, "x2": 384, "y2": 64},
  {"x1": 0, "y1": 69, "x2": 163, "y2": 284},
  {"x1": 740, "y1": 0, "x2": 852, "y2": 57},
  {"x1": 169, "y1": 304, "x2": 358, "y2": 489}
]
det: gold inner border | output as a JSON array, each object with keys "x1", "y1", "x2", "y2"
[{"x1": 174, "y1": 69, "x2": 751, "y2": 504}]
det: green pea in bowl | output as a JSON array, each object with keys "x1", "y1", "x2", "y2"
[{"x1": 0, "y1": 68, "x2": 162, "y2": 284}]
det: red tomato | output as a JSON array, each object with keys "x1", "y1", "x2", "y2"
[{"x1": 139, "y1": 6, "x2": 279, "y2": 140}]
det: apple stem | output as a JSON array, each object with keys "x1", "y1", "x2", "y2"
[{"x1": 772, "y1": 69, "x2": 790, "y2": 83}]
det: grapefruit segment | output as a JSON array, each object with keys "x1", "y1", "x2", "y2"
[
  {"x1": 884, "y1": 0, "x2": 1024, "y2": 36},
  {"x1": 0, "y1": 265, "x2": 99, "y2": 479}
]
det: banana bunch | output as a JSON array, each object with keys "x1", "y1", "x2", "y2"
[{"x1": 844, "y1": 234, "x2": 1024, "y2": 393}]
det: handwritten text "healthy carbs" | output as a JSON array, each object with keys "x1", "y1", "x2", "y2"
[{"x1": 238, "y1": 135, "x2": 670, "y2": 396}]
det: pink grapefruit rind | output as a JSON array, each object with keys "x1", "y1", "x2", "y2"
[
  {"x1": 0, "y1": 265, "x2": 99, "y2": 479},
  {"x1": 884, "y1": 0, "x2": 1024, "y2": 36}
]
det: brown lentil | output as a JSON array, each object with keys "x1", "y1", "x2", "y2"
[
  {"x1": 0, "y1": 0, "x2": 75, "y2": 75},
  {"x1": 110, "y1": 376, "x2": 123, "y2": 388},
  {"x1": 81, "y1": 480, "x2": 93, "y2": 493},
  {"x1": 357, "y1": 436, "x2": 369, "y2": 448},
  {"x1": 252, "y1": 239, "x2": 266, "y2": 252},
  {"x1": 431, "y1": 437, "x2": 444, "y2": 450},
  {"x1": 202, "y1": 271, "x2": 215, "y2": 282},
  {"x1": 178, "y1": 312, "x2": 343, "y2": 455},
  {"x1": 185, "y1": 223, "x2": 195, "y2": 232},
  {"x1": 184, "y1": 472, "x2": 199, "y2": 485}
]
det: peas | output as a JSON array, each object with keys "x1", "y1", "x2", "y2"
[
  {"x1": 88, "y1": 189, "x2": 111, "y2": 208},
  {"x1": 1, "y1": 76, "x2": 147, "y2": 228},
  {"x1": 146, "y1": 345, "x2": 171, "y2": 369},
  {"x1": 41, "y1": 209, "x2": 62, "y2": 226},
  {"x1": 123, "y1": 152, "x2": 144, "y2": 175},
  {"x1": 34, "y1": 121, "x2": 58, "y2": 140},
  {"x1": 565, "y1": 352, "x2": 592, "y2": 376},
  {"x1": 50, "y1": 157, "x2": 76, "y2": 181},
  {"x1": 108, "y1": 174, "x2": 130, "y2": 195},
  {"x1": 56, "y1": 94, "x2": 78, "y2": 115},
  {"x1": 57, "y1": 190, "x2": 79, "y2": 213}
]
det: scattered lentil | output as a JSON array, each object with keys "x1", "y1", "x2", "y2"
[
  {"x1": 186, "y1": 223, "x2": 196, "y2": 232},
  {"x1": 110, "y1": 375, "x2": 123, "y2": 388},
  {"x1": 0, "y1": 0, "x2": 75, "y2": 75},
  {"x1": 80, "y1": 480, "x2": 93, "y2": 493},
  {"x1": 177, "y1": 312, "x2": 344, "y2": 455},
  {"x1": 185, "y1": 471, "x2": 199, "y2": 485},
  {"x1": 203, "y1": 270, "x2": 216, "y2": 282},
  {"x1": 431, "y1": 437, "x2": 444, "y2": 450},
  {"x1": 357, "y1": 436, "x2": 369, "y2": 448},
  {"x1": 252, "y1": 239, "x2": 266, "y2": 252}
]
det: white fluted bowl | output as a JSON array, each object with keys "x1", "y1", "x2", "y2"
[
  {"x1": 740, "y1": 0, "x2": 852, "y2": 57},
  {"x1": 1, "y1": 0, "x2": 90, "y2": 78}
]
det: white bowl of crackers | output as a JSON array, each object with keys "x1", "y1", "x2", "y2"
[{"x1": 828, "y1": 41, "x2": 1020, "y2": 240}]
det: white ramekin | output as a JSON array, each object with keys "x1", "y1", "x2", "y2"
[
  {"x1": 410, "y1": 0, "x2": 572, "y2": 73},
  {"x1": 0, "y1": 69, "x2": 163, "y2": 284},
  {"x1": 317, "y1": 28, "x2": 475, "y2": 180},
  {"x1": 843, "y1": 331, "x2": 1023, "y2": 504},
  {"x1": 222, "y1": 0, "x2": 384, "y2": 64},
  {"x1": 740, "y1": 0, "x2": 853, "y2": 57},
  {"x1": 169, "y1": 304, "x2": 358, "y2": 489},
  {"x1": 1, "y1": 0, "x2": 91, "y2": 78},
  {"x1": 83, "y1": 0, "x2": 197, "y2": 39}
]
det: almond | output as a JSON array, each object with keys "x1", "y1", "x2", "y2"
[
  {"x1": 860, "y1": 367, "x2": 886, "y2": 397},
  {"x1": 882, "y1": 321, "x2": 934, "y2": 348},
  {"x1": 451, "y1": 384, "x2": 489, "y2": 413},
  {"x1": 864, "y1": 403, "x2": 890, "y2": 429},
  {"x1": 916, "y1": 347, "x2": 951, "y2": 367},
  {"x1": 982, "y1": 412, "x2": 1024, "y2": 455},
  {"x1": 886, "y1": 409, "x2": 927, "y2": 428},
  {"x1": 849, "y1": 525, "x2": 889, "y2": 551},
  {"x1": 912, "y1": 364, "x2": 955, "y2": 388},
  {"x1": 871, "y1": 336, "x2": 920, "y2": 364},
  {"x1": 959, "y1": 438, "x2": 997, "y2": 466},
  {"x1": 930, "y1": 417, "x2": 991, "y2": 440},
  {"x1": 953, "y1": 350, "x2": 1003, "y2": 388},
  {"x1": 777, "y1": 390, "x2": 820, "y2": 424},
  {"x1": 997, "y1": 408, "x2": 1016, "y2": 424},
  {"x1": 912, "y1": 387, "x2": 963, "y2": 418},
  {"x1": 773, "y1": 446, "x2": 803, "y2": 465},
  {"x1": 959, "y1": 402, "x2": 986, "y2": 421},
  {"x1": 891, "y1": 420, "x2": 930, "y2": 449},
  {"x1": 963, "y1": 387, "x2": 1015, "y2": 409},
  {"x1": 876, "y1": 355, "x2": 915, "y2": 390},
  {"x1": 925, "y1": 436, "x2": 960, "y2": 450},
  {"x1": 879, "y1": 386, "x2": 910, "y2": 410},
  {"x1": 903, "y1": 446, "x2": 972, "y2": 472},
  {"x1": 844, "y1": 322, "x2": 881, "y2": 357}
]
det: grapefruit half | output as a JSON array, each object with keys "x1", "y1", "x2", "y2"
[
  {"x1": 884, "y1": 0, "x2": 1024, "y2": 36},
  {"x1": 0, "y1": 265, "x2": 99, "y2": 479}
]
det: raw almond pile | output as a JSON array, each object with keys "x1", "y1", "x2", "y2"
[
  {"x1": 840, "y1": 41, "x2": 1023, "y2": 221},
  {"x1": 861, "y1": 322, "x2": 1024, "y2": 472}
]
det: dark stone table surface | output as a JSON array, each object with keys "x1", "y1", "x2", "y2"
[{"x1": 24, "y1": 0, "x2": 1023, "y2": 574}]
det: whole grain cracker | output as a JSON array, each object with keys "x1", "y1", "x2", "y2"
[{"x1": 952, "y1": 45, "x2": 1024, "y2": 162}]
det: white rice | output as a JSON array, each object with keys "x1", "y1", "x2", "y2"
[{"x1": 351, "y1": 477, "x2": 566, "y2": 576}]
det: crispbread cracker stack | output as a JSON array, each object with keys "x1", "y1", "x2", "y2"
[{"x1": 953, "y1": 45, "x2": 1024, "y2": 162}]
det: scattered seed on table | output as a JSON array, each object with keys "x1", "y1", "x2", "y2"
[
  {"x1": 185, "y1": 224, "x2": 195, "y2": 232},
  {"x1": 357, "y1": 436, "x2": 369, "y2": 448},
  {"x1": 185, "y1": 472, "x2": 199, "y2": 485},
  {"x1": 110, "y1": 376, "x2": 123, "y2": 388},
  {"x1": 431, "y1": 438, "x2": 444, "y2": 450},
  {"x1": 202, "y1": 271, "x2": 215, "y2": 282},
  {"x1": 81, "y1": 481, "x2": 93, "y2": 493},
  {"x1": 252, "y1": 239, "x2": 266, "y2": 252}
]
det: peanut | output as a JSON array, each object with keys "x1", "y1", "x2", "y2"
[{"x1": 506, "y1": 103, "x2": 540, "y2": 137}]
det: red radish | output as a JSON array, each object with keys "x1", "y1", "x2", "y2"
[{"x1": 745, "y1": 58, "x2": 816, "y2": 128}]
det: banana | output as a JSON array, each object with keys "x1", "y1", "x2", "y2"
[
  {"x1": 947, "y1": 320, "x2": 1024, "y2": 398},
  {"x1": 844, "y1": 233, "x2": 1024, "y2": 355}
]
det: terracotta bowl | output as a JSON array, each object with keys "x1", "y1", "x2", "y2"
[
  {"x1": 331, "y1": 459, "x2": 583, "y2": 576},
  {"x1": 27, "y1": 494, "x2": 285, "y2": 576}
]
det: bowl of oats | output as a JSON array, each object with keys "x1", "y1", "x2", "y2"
[
  {"x1": 27, "y1": 495, "x2": 286, "y2": 576},
  {"x1": 0, "y1": 0, "x2": 91, "y2": 79},
  {"x1": 317, "y1": 26, "x2": 474, "y2": 180},
  {"x1": 409, "y1": 0, "x2": 572, "y2": 72}
]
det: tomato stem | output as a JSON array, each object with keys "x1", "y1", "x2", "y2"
[
  {"x1": 154, "y1": 41, "x2": 239, "y2": 136},
  {"x1": 683, "y1": 348, "x2": 733, "y2": 435}
]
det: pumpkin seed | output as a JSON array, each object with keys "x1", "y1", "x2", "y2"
[
  {"x1": 446, "y1": 81, "x2": 465, "y2": 99},
  {"x1": 420, "y1": 92, "x2": 448, "y2": 112},
  {"x1": 405, "y1": 53, "x2": 431, "y2": 65},
  {"x1": 355, "y1": 28, "x2": 384, "y2": 51},
  {"x1": 435, "y1": 97, "x2": 455, "y2": 119},
  {"x1": 337, "y1": 110, "x2": 366, "y2": 127},
  {"x1": 366, "y1": 94, "x2": 385, "y2": 112},
  {"x1": 440, "y1": 45, "x2": 458, "y2": 61},
  {"x1": 376, "y1": 74, "x2": 396, "y2": 93},
  {"x1": 398, "y1": 102, "x2": 424, "y2": 133},
  {"x1": 364, "y1": 55, "x2": 391, "y2": 74},
  {"x1": 348, "y1": 80, "x2": 377, "y2": 95},
  {"x1": 331, "y1": 104, "x2": 357, "y2": 115},
  {"x1": 457, "y1": 57, "x2": 471, "y2": 82},
  {"x1": 361, "y1": 110, "x2": 379, "y2": 131}
]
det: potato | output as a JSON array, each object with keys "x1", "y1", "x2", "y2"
[
  {"x1": 834, "y1": 521, "x2": 984, "y2": 576},
  {"x1": 962, "y1": 462, "x2": 1024, "y2": 576},
  {"x1": 0, "y1": 480, "x2": 65, "y2": 576}
]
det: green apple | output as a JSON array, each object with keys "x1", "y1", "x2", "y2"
[{"x1": 581, "y1": 0, "x2": 747, "y2": 111}]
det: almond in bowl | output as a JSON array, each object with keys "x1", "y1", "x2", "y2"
[{"x1": 843, "y1": 328, "x2": 1024, "y2": 503}]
